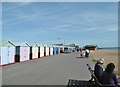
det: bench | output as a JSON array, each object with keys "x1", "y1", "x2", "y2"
[
  {"x1": 67, "y1": 79, "x2": 94, "y2": 87},
  {"x1": 66, "y1": 63, "x2": 115, "y2": 87},
  {"x1": 87, "y1": 64, "x2": 114, "y2": 87}
]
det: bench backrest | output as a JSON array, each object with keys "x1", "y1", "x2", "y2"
[{"x1": 87, "y1": 64, "x2": 93, "y2": 74}]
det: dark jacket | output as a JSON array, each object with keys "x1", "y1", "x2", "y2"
[
  {"x1": 102, "y1": 71, "x2": 118, "y2": 86},
  {"x1": 94, "y1": 63, "x2": 104, "y2": 83}
]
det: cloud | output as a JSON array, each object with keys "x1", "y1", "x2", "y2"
[
  {"x1": 3, "y1": 13, "x2": 40, "y2": 25},
  {"x1": 3, "y1": 2, "x2": 32, "y2": 11},
  {"x1": 2, "y1": 2, "x2": 118, "y2": 47},
  {"x1": 3, "y1": 4, "x2": 69, "y2": 25}
]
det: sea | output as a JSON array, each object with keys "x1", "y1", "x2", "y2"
[{"x1": 98, "y1": 47, "x2": 120, "y2": 50}]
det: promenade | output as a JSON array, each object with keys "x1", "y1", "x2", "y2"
[{"x1": 2, "y1": 52, "x2": 94, "y2": 85}]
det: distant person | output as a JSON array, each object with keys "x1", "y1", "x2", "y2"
[
  {"x1": 72, "y1": 49, "x2": 75, "y2": 52},
  {"x1": 85, "y1": 49, "x2": 90, "y2": 58},
  {"x1": 79, "y1": 48, "x2": 83, "y2": 57},
  {"x1": 94, "y1": 58, "x2": 104, "y2": 83},
  {"x1": 102, "y1": 63, "x2": 120, "y2": 87},
  {"x1": 77, "y1": 48, "x2": 79, "y2": 52}
]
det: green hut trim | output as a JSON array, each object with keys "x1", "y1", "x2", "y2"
[{"x1": 1, "y1": 41, "x2": 16, "y2": 47}]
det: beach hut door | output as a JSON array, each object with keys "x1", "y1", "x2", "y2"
[{"x1": 8, "y1": 47, "x2": 15, "y2": 64}]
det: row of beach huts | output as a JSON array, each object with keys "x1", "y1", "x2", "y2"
[{"x1": 0, "y1": 41, "x2": 75, "y2": 66}]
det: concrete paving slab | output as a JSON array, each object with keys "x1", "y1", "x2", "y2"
[{"x1": 2, "y1": 52, "x2": 94, "y2": 85}]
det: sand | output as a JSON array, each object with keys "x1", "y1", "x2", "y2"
[{"x1": 90, "y1": 50, "x2": 119, "y2": 71}]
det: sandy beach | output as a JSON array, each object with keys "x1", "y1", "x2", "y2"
[{"x1": 90, "y1": 49, "x2": 119, "y2": 72}]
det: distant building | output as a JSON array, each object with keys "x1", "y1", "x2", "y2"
[
  {"x1": 53, "y1": 44, "x2": 63, "y2": 46},
  {"x1": 83, "y1": 45, "x2": 97, "y2": 50}
]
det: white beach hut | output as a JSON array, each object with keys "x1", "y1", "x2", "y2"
[
  {"x1": 49, "y1": 45, "x2": 53, "y2": 56},
  {"x1": 45, "y1": 45, "x2": 49, "y2": 56},
  {"x1": 0, "y1": 41, "x2": 15, "y2": 65},
  {"x1": 34, "y1": 43, "x2": 40, "y2": 58},
  {"x1": 40, "y1": 44, "x2": 44, "y2": 58},
  {"x1": 43, "y1": 45, "x2": 49, "y2": 57},
  {"x1": 32, "y1": 44, "x2": 38, "y2": 59},
  {"x1": 15, "y1": 43, "x2": 30, "y2": 62},
  {"x1": 24, "y1": 43, "x2": 33, "y2": 60}
]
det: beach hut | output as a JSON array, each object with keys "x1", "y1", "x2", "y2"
[
  {"x1": 32, "y1": 44, "x2": 38, "y2": 59},
  {"x1": 49, "y1": 45, "x2": 53, "y2": 56},
  {"x1": 60, "y1": 46, "x2": 64, "y2": 53},
  {"x1": 0, "y1": 41, "x2": 15, "y2": 65},
  {"x1": 56, "y1": 47, "x2": 58, "y2": 54},
  {"x1": 25, "y1": 43, "x2": 32, "y2": 60},
  {"x1": 54, "y1": 46, "x2": 60, "y2": 54},
  {"x1": 57, "y1": 47, "x2": 60, "y2": 54},
  {"x1": 55, "y1": 46, "x2": 58, "y2": 54},
  {"x1": 40, "y1": 44, "x2": 44, "y2": 58},
  {"x1": 25, "y1": 43, "x2": 38, "y2": 60},
  {"x1": 43, "y1": 45, "x2": 49, "y2": 57},
  {"x1": 53, "y1": 47, "x2": 57, "y2": 55},
  {"x1": 45, "y1": 45, "x2": 49, "y2": 56},
  {"x1": 43, "y1": 46, "x2": 46, "y2": 57},
  {"x1": 35, "y1": 43, "x2": 40, "y2": 58},
  {"x1": 15, "y1": 43, "x2": 30, "y2": 62}
]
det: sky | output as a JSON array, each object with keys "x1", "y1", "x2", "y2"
[
  {"x1": 2, "y1": 2, "x2": 118, "y2": 47},
  {"x1": 1, "y1": 0, "x2": 120, "y2": 2}
]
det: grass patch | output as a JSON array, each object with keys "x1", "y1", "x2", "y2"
[
  {"x1": 115, "y1": 70, "x2": 120, "y2": 76},
  {"x1": 92, "y1": 59, "x2": 97, "y2": 64},
  {"x1": 90, "y1": 54, "x2": 97, "y2": 64}
]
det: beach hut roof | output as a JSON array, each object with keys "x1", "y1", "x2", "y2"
[
  {"x1": 39, "y1": 44, "x2": 44, "y2": 47},
  {"x1": 52, "y1": 45, "x2": 61, "y2": 48},
  {"x1": 32, "y1": 44, "x2": 39, "y2": 47},
  {"x1": 48, "y1": 45, "x2": 54, "y2": 47},
  {"x1": 34, "y1": 42, "x2": 39, "y2": 47},
  {"x1": 25, "y1": 43, "x2": 30, "y2": 47},
  {"x1": 26, "y1": 42, "x2": 39, "y2": 47},
  {"x1": 1, "y1": 41, "x2": 16, "y2": 47},
  {"x1": 35, "y1": 43, "x2": 46, "y2": 47},
  {"x1": 14, "y1": 42, "x2": 30, "y2": 47},
  {"x1": 43, "y1": 44, "x2": 50, "y2": 47}
]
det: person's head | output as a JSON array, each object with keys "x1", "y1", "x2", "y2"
[
  {"x1": 100, "y1": 58, "x2": 104, "y2": 62},
  {"x1": 97, "y1": 58, "x2": 104, "y2": 65},
  {"x1": 105, "y1": 63, "x2": 115, "y2": 73}
]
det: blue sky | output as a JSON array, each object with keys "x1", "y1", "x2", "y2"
[{"x1": 2, "y1": 2, "x2": 118, "y2": 47}]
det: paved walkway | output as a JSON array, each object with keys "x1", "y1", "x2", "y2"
[{"x1": 2, "y1": 52, "x2": 94, "y2": 85}]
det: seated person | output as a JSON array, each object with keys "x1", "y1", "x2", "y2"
[
  {"x1": 102, "y1": 63, "x2": 119, "y2": 87},
  {"x1": 94, "y1": 58, "x2": 104, "y2": 83}
]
